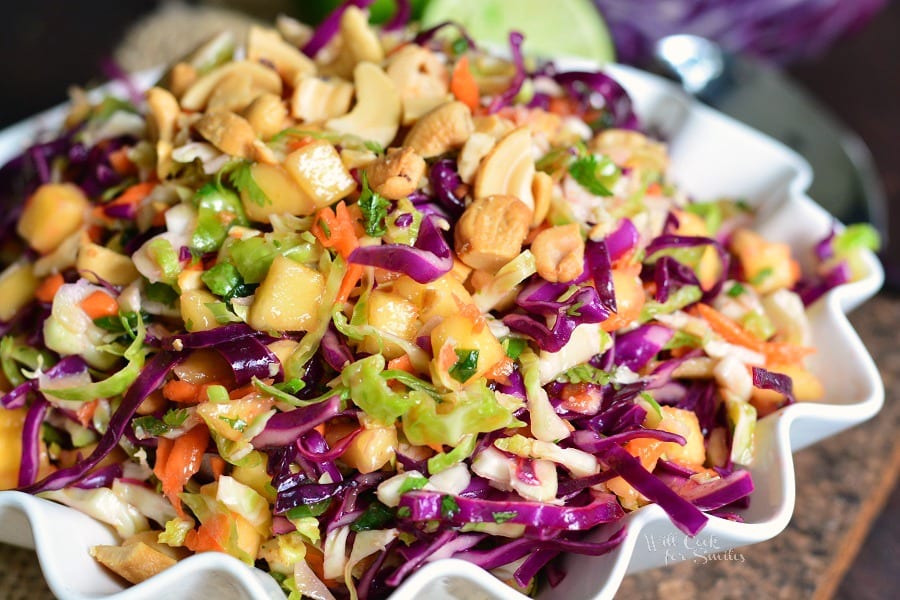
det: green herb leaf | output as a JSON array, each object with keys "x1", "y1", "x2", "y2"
[
  {"x1": 396, "y1": 506, "x2": 412, "y2": 519},
  {"x1": 227, "y1": 161, "x2": 269, "y2": 206},
  {"x1": 556, "y1": 364, "x2": 612, "y2": 385},
  {"x1": 750, "y1": 267, "x2": 774, "y2": 285},
  {"x1": 163, "y1": 408, "x2": 190, "y2": 428},
  {"x1": 440, "y1": 495, "x2": 460, "y2": 519},
  {"x1": 448, "y1": 349, "x2": 480, "y2": 383},
  {"x1": 219, "y1": 416, "x2": 248, "y2": 432},
  {"x1": 358, "y1": 173, "x2": 392, "y2": 237},
  {"x1": 350, "y1": 501, "x2": 395, "y2": 532},
  {"x1": 133, "y1": 415, "x2": 170, "y2": 436},
  {"x1": 568, "y1": 153, "x2": 617, "y2": 197},
  {"x1": 726, "y1": 283, "x2": 745, "y2": 298},
  {"x1": 491, "y1": 511, "x2": 517, "y2": 524},
  {"x1": 145, "y1": 282, "x2": 179, "y2": 306}
]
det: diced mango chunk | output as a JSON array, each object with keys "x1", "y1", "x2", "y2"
[
  {"x1": 77, "y1": 241, "x2": 140, "y2": 286},
  {"x1": 247, "y1": 255, "x2": 324, "y2": 332},
  {"x1": 17, "y1": 183, "x2": 89, "y2": 253},
  {"x1": 0, "y1": 408, "x2": 27, "y2": 490},
  {"x1": 392, "y1": 273, "x2": 473, "y2": 322},
  {"x1": 328, "y1": 421, "x2": 398, "y2": 474},
  {"x1": 751, "y1": 363, "x2": 825, "y2": 416},
  {"x1": 0, "y1": 261, "x2": 39, "y2": 321},
  {"x1": 283, "y1": 140, "x2": 356, "y2": 209},
  {"x1": 242, "y1": 163, "x2": 318, "y2": 222},
  {"x1": 730, "y1": 228, "x2": 800, "y2": 294},
  {"x1": 180, "y1": 289, "x2": 220, "y2": 332},
  {"x1": 430, "y1": 313, "x2": 504, "y2": 387},
  {"x1": 359, "y1": 290, "x2": 419, "y2": 359}
]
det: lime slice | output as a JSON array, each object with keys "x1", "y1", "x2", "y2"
[{"x1": 421, "y1": 0, "x2": 615, "y2": 63}]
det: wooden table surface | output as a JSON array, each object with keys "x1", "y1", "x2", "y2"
[{"x1": 1, "y1": 2, "x2": 898, "y2": 599}]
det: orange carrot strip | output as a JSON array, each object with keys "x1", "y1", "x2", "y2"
[
  {"x1": 163, "y1": 380, "x2": 203, "y2": 404},
  {"x1": 209, "y1": 456, "x2": 226, "y2": 480},
  {"x1": 337, "y1": 262, "x2": 365, "y2": 304},
  {"x1": 80, "y1": 290, "x2": 119, "y2": 320},
  {"x1": 312, "y1": 202, "x2": 360, "y2": 259},
  {"x1": 107, "y1": 147, "x2": 135, "y2": 175},
  {"x1": 112, "y1": 181, "x2": 156, "y2": 206},
  {"x1": 386, "y1": 354, "x2": 414, "y2": 373},
  {"x1": 185, "y1": 513, "x2": 228, "y2": 553},
  {"x1": 35, "y1": 273, "x2": 64, "y2": 303},
  {"x1": 76, "y1": 400, "x2": 99, "y2": 427},
  {"x1": 694, "y1": 303, "x2": 814, "y2": 364},
  {"x1": 450, "y1": 56, "x2": 479, "y2": 111},
  {"x1": 157, "y1": 424, "x2": 209, "y2": 516}
]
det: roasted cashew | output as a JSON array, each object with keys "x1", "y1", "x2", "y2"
[
  {"x1": 531, "y1": 224, "x2": 585, "y2": 283},
  {"x1": 247, "y1": 25, "x2": 316, "y2": 84},
  {"x1": 363, "y1": 147, "x2": 426, "y2": 200},
  {"x1": 180, "y1": 61, "x2": 282, "y2": 112},
  {"x1": 403, "y1": 101, "x2": 474, "y2": 159},
  {"x1": 326, "y1": 62, "x2": 401, "y2": 148},
  {"x1": 292, "y1": 75, "x2": 354, "y2": 122},
  {"x1": 454, "y1": 195, "x2": 532, "y2": 273},
  {"x1": 194, "y1": 111, "x2": 257, "y2": 158},
  {"x1": 474, "y1": 127, "x2": 535, "y2": 211},
  {"x1": 242, "y1": 93, "x2": 288, "y2": 140}
]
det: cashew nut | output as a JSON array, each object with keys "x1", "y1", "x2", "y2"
[
  {"x1": 454, "y1": 195, "x2": 532, "y2": 273},
  {"x1": 247, "y1": 25, "x2": 316, "y2": 84},
  {"x1": 385, "y1": 45, "x2": 450, "y2": 125},
  {"x1": 473, "y1": 115, "x2": 515, "y2": 139},
  {"x1": 320, "y1": 6, "x2": 384, "y2": 79},
  {"x1": 531, "y1": 171, "x2": 553, "y2": 227},
  {"x1": 194, "y1": 111, "x2": 257, "y2": 158},
  {"x1": 457, "y1": 132, "x2": 496, "y2": 184},
  {"x1": 531, "y1": 224, "x2": 585, "y2": 283},
  {"x1": 326, "y1": 62, "x2": 401, "y2": 148},
  {"x1": 403, "y1": 101, "x2": 474, "y2": 159},
  {"x1": 206, "y1": 71, "x2": 264, "y2": 114},
  {"x1": 474, "y1": 127, "x2": 535, "y2": 211},
  {"x1": 180, "y1": 61, "x2": 282, "y2": 112},
  {"x1": 292, "y1": 75, "x2": 354, "y2": 122},
  {"x1": 242, "y1": 93, "x2": 288, "y2": 140},
  {"x1": 146, "y1": 87, "x2": 180, "y2": 143},
  {"x1": 363, "y1": 147, "x2": 426, "y2": 200}
]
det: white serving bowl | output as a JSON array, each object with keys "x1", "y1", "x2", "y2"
[{"x1": 0, "y1": 62, "x2": 883, "y2": 600}]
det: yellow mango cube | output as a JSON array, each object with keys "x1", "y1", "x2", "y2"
[
  {"x1": 283, "y1": 140, "x2": 356, "y2": 209},
  {"x1": 392, "y1": 273, "x2": 473, "y2": 322},
  {"x1": 0, "y1": 408, "x2": 27, "y2": 490},
  {"x1": 241, "y1": 163, "x2": 318, "y2": 222},
  {"x1": 430, "y1": 313, "x2": 504, "y2": 387},
  {"x1": 340, "y1": 424, "x2": 398, "y2": 474},
  {"x1": 77, "y1": 241, "x2": 140, "y2": 286},
  {"x1": 359, "y1": 290, "x2": 419, "y2": 359},
  {"x1": 730, "y1": 228, "x2": 800, "y2": 294},
  {"x1": 751, "y1": 363, "x2": 825, "y2": 416},
  {"x1": 17, "y1": 183, "x2": 89, "y2": 253},
  {"x1": 0, "y1": 261, "x2": 39, "y2": 321},
  {"x1": 180, "y1": 289, "x2": 220, "y2": 332},
  {"x1": 247, "y1": 255, "x2": 324, "y2": 332}
]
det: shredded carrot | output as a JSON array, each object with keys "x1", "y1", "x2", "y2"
[
  {"x1": 485, "y1": 356, "x2": 514, "y2": 386},
  {"x1": 313, "y1": 423, "x2": 327, "y2": 436},
  {"x1": 450, "y1": 56, "x2": 480, "y2": 111},
  {"x1": 209, "y1": 456, "x2": 226, "y2": 479},
  {"x1": 694, "y1": 303, "x2": 814, "y2": 364},
  {"x1": 80, "y1": 290, "x2": 119, "y2": 320},
  {"x1": 155, "y1": 424, "x2": 209, "y2": 516},
  {"x1": 107, "y1": 147, "x2": 135, "y2": 175},
  {"x1": 438, "y1": 343, "x2": 458, "y2": 371},
  {"x1": 92, "y1": 182, "x2": 156, "y2": 221},
  {"x1": 386, "y1": 354, "x2": 414, "y2": 374},
  {"x1": 34, "y1": 273, "x2": 64, "y2": 303},
  {"x1": 337, "y1": 262, "x2": 364, "y2": 304},
  {"x1": 646, "y1": 182, "x2": 662, "y2": 195},
  {"x1": 162, "y1": 379, "x2": 203, "y2": 404},
  {"x1": 312, "y1": 201, "x2": 360, "y2": 259},
  {"x1": 229, "y1": 382, "x2": 258, "y2": 400},
  {"x1": 185, "y1": 513, "x2": 228, "y2": 553},
  {"x1": 75, "y1": 400, "x2": 99, "y2": 427}
]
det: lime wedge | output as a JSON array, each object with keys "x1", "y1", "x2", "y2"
[{"x1": 421, "y1": 0, "x2": 615, "y2": 63}]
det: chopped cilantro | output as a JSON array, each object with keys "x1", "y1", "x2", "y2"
[
  {"x1": 726, "y1": 283, "x2": 746, "y2": 298},
  {"x1": 396, "y1": 506, "x2": 412, "y2": 519},
  {"x1": 491, "y1": 511, "x2": 518, "y2": 524},
  {"x1": 350, "y1": 501, "x2": 395, "y2": 532},
  {"x1": 569, "y1": 153, "x2": 616, "y2": 196},
  {"x1": 358, "y1": 173, "x2": 392, "y2": 237},
  {"x1": 440, "y1": 495, "x2": 460, "y2": 519},
  {"x1": 448, "y1": 349, "x2": 479, "y2": 383},
  {"x1": 145, "y1": 282, "x2": 178, "y2": 306},
  {"x1": 133, "y1": 407, "x2": 189, "y2": 436},
  {"x1": 227, "y1": 161, "x2": 268, "y2": 206},
  {"x1": 451, "y1": 37, "x2": 469, "y2": 55},
  {"x1": 219, "y1": 416, "x2": 248, "y2": 432},
  {"x1": 750, "y1": 267, "x2": 774, "y2": 285},
  {"x1": 556, "y1": 364, "x2": 612, "y2": 385}
]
